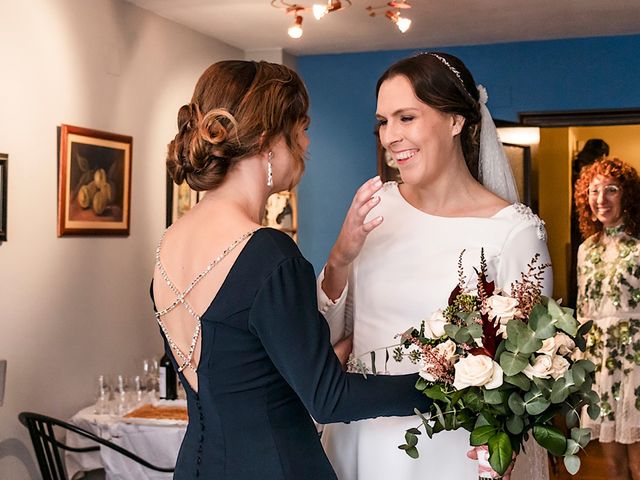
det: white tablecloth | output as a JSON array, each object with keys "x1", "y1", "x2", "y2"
[{"x1": 65, "y1": 405, "x2": 186, "y2": 480}]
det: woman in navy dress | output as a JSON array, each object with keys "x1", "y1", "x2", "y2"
[{"x1": 151, "y1": 60, "x2": 430, "y2": 479}]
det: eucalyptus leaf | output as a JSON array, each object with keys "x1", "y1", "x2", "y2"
[
  {"x1": 565, "y1": 409, "x2": 580, "y2": 429},
  {"x1": 504, "y1": 373, "x2": 531, "y2": 391},
  {"x1": 506, "y1": 415, "x2": 524, "y2": 435},
  {"x1": 529, "y1": 310, "x2": 556, "y2": 339},
  {"x1": 405, "y1": 431, "x2": 419, "y2": 447},
  {"x1": 488, "y1": 432, "x2": 513, "y2": 476},
  {"x1": 533, "y1": 424, "x2": 567, "y2": 456},
  {"x1": 570, "y1": 427, "x2": 591, "y2": 448},
  {"x1": 444, "y1": 324, "x2": 461, "y2": 339},
  {"x1": 470, "y1": 425, "x2": 498, "y2": 446},
  {"x1": 555, "y1": 312, "x2": 579, "y2": 336},
  {"x1": 531, "y1": 376, "x2": 553, "y2": 397},
  {"x1": 550, "y1": 378, "x2": 570, "y2": 404},
  {"x1": 405, "y1": 446, "x2": 419, "y2": 459},
  {"x1": 570, "y1": 364, "x2": 586, "y2": 387},
  {"x1": 415, "y1": 377, "x2": 429, "y2": 391},
  {"x1": 565, "y1": 439, "x2": 580, "y2": 456},
  {"x1": 484, "y1": 389, "x2": 503, "y2": 405},
  {"x1": 467, "y1": 322, "x2": 483, "y2": 339},
  {"x1": 587, "y1": 403, "x2": 601, "y2": 420},
  {"x1": 454, "y1": 326, "x2": 472, "y2": 344},
  {"x1": 500, "y1": 351, "x2": 529, "y2": 376},
  {"x1": 515, "y1": 327, "x2": 543, "y2": 354},
  {"x1": 524, "y1": 389, "x2": 551, "y2": 415},
  {"x1": 574, "y1": 359, "x2": 596, "y2": 373},
  {"x1": 564, "y1": 455, "x2": 581, "y2": 475},
  {"x1": 508, "y1": 392, "x2": 526, "y2": 416}
]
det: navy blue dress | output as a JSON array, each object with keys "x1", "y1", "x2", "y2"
[{"x1": 152, "y1": 228, "x2": 429, "y2": 479}]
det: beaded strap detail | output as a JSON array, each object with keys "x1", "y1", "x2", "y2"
[{"x1": 155, "y1": 228, "x2": 258, "y2": 372}]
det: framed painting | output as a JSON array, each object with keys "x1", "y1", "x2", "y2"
[
  {"x1": 165, "y1": 173, "x2": 199, "y2": 227},
  {"x1": 57, "y1": 125, "x2": 132, "y2": 236},
  {"x1": 263, "y1": 189, "x2": 298, "y2": 241},
  {"x1": 0, "y1": 153, "x2": 7, "y2": 241}
]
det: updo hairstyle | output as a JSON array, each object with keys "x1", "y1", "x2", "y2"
[
  {"x1": 574, "y1": 157, "x2": 640, "y2": 240},
  {"x1": 376, "y1": 52, "x2": 482, "y2": 180},
  {"x1": 166, "y1": 60, "x2": 310, "y2": 191}
]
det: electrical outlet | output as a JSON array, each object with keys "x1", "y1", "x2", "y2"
[{"x1": 0, "y1": 360, "x2": 6, "y2": 407}]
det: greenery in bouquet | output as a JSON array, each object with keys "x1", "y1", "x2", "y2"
[{"x1": 351, "y1": 250, "x2": 600, "y2": 476}]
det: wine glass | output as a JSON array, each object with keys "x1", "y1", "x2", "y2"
[
  {"x1": 113, "y1": 374, "x2": 130, "y2": 415},
  {"x1": 94, "y1": 374, "x2": 112, "y2": 415},
  {"x1": 132, "y1": 375, "x2": 146, "y2": 406}
]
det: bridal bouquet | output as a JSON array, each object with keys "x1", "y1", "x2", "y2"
[{"x1": 351, "y1": 251, "x2": 600, "y2": 477}]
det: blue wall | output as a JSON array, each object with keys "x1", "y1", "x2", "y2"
[{"x1": 296, "y1": 34, "x2": 640, "y2": 272}]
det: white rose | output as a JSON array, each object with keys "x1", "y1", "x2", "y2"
[
  {"x1": 549, "y1": 354, "x2": 570, "y2": 379},
  {"x1": 453, "y1": 354, "x2": 503, "y2": 390},
  {"x1": 424, "y1": 310, "x2": 448, "y2": 339},
  {"x1": 523, "y1": 354, "x2": 554, "y2": 379},
  {"x1": 485, "y1": 294, "x2": 520, "y2": 324},
  {"x1": 554, "y1": 332, "x2": 576, "y2": 356},
  {"x1": 434, "y1": 339, "x2": 457, "y2": 363},
  {"x1": 537, "y1": 337, "x2": 557, "y2": 356}
]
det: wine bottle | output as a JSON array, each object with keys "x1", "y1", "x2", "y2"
[{"x1": 159, "y1": 353, "x2": 177, "y2": 400}]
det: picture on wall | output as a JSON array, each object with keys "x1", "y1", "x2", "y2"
[
  {"x1": 0, "y1": 153, "x2": 7, "y2": 242},
  {"x1": 263, "y1": 190, "x2": 298, "y2": 241},
  {"x1": 166, "y1": 173, "x2": 199, "y2": 227},
  {"x1": 57, "y1": 125, "x2": 132, "y2": 236}
]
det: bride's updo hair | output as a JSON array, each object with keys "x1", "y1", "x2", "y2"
[
  {"x1": 167, "y1": 60, "x2": 310, "y2": 191},
  {"x1": 376, "y1": 52, "x2": 482, "y2": 180}
]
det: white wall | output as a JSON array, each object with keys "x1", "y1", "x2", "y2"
[{"x1": 0, "y1": 1, "x2": 243, "y2": 478}]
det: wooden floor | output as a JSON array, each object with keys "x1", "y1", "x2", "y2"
[{"x1": 549, "y1": 441, "x2": 608, "y2": 480}]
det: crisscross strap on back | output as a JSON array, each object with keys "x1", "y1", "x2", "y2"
[{"x1": 155, "y1": 228, "x2": 258, "y2": 373}]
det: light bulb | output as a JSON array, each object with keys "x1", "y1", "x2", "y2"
[
  {"x1": 313, "y1": 4, "x2": 328, "y2": 20},
  {"x1": 396, "y1": 16, "x2": 411, "y2": 33},
  {"x1": 288, "y1": 15, "x2": 304, "y2": 38}
]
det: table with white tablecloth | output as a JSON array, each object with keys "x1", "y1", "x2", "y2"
[{"x1": 65, "y1": 405, "x2": 186, "y2": 480}]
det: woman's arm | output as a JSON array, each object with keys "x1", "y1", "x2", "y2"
[
  {"x1": 250, "y1": 256, "x2": 430, "y2": 424},
  {"x1": 320, "y1": 176, "x2": 384, "y2": 301},
  {"x1": 318, "y1": 176, "x2": 384, "y2": 343}
]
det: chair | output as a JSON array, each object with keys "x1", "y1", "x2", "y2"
[{"x1": 18, "y1": 411, "x2": 175, "y2": 480}]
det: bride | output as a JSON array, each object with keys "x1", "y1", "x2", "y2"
[{"x1": 317, "y1": 52, "x2": 552, "y2": 480}]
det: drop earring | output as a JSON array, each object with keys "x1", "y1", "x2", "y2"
[{"x1": 267, "y1": 152, "x2": 273, "y2": 187}]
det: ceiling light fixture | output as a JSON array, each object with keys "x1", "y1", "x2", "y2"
[
  {"x1": 366, "y1": 0, "x2": 413, "y2": 33},
  {"x1": 288, "y1": 14, "x2": 304, "y2": 38},
  {"x1": 271, "y1": 1, "x2": 352, "y2": 39}
]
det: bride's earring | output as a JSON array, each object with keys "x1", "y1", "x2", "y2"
[{"x1": 267, "y1": 152, "x2": 273, "y2": 187}]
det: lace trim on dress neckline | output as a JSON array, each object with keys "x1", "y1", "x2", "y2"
[{"x1": 154, "y1": 228, "x2": 260, "y2": 373}]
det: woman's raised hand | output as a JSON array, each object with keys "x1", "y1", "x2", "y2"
[
  {"x1": 322, "y1": 176, "x2": 384, "y2": 302},
  {"x1": 329, "y1": 176, "x2": 384, "y2": 268}
]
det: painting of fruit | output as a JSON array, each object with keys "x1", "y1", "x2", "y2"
[{"x1": 58, "y1": 125, "x2": 132, "y2": 236}]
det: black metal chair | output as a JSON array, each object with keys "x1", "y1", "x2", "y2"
[{"x1": 18, "y1": 411, "x2": 175, "y2": 480}]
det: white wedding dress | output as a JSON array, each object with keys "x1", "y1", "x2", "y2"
[{"x1": 318, "y1": 182, "x2": 552, "y2": 480}]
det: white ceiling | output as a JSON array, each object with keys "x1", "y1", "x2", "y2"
[{"x1": 125, "y1": 0, "x2": 640, "y2": 55}]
